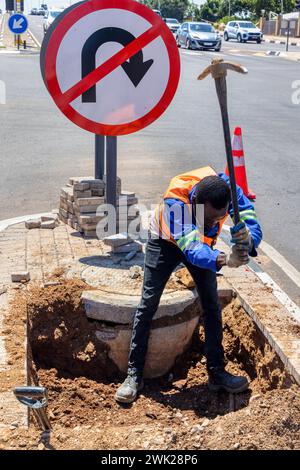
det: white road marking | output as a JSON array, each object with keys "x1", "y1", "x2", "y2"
[
  {"x1": 256, "y1": 272, "x2": 300, "y2": 323},
  {"x1": 0, "y1": 50, "x2": 21, "y2": 54},
  {"x1": 260, "y1": 240, "x2": 300, "y2": 289},
  {"x1": 181, "y1": 50, "x2": 203, "y2": 56},
  {"x1": 27, "y1": 29, "x2": 41, "y2": 49}
]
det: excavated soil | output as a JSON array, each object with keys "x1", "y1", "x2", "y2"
[{"x1": 1, "y1": 279, "x2": 300, "y2": 450}]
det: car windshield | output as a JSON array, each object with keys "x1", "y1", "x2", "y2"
[
  {"x1": 239, "y1": 22, "x2": 256, "y2": 28},
  {"x1": 190, "y1": 23, "x2": 214, "y2": 32},
  {"x1": 166, "y1": 19, "x2": 179, "y2": 24},
  {"x1": 50, "y1": 11, "x2": 62, "y2": 18}
]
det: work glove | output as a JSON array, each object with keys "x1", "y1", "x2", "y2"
[
  {"x1": 230, "y1": 221, "x2": 253, "y2": 253},
  {"x1": 227, "y1": 244, "x2": 249, "y2": 268}
]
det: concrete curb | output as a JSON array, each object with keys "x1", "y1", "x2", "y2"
[
  {"x1": 266, "y1": 50, "x2": 281, "y2": 56},
  {"x1": 264, "y1": 38, "x2": 300, "y2": 47}
]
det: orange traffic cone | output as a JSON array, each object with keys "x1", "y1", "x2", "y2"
[{"x1": 225, "y1": 127, "x2": 256, "y2": 200}]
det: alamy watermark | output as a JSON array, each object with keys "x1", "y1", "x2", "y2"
[
  {"x1": 94, "y1": 200, "x2": 205, "y2": 242},
  {"x1": 291, "y1": 80, "x2": 300, "y2": 104}
]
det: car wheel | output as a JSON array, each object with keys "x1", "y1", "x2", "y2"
[
  {"x1": 176, "y1": 36, "x2": 181, "y2": 47},
  {"x1": 237, "y1": 34, "x2": 242, "y2": 43},
  {"x1": 257, "y1": 39, "x2": 261, "y2": 44},
  {"x1": 214, "y1": 47, "x2": 221, "y2": 52},
  {"x1": 224, "y1": 31, "x2": 229, "y2": 41}
]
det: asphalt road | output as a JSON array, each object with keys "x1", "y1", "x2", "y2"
[
  {"x1": 1, "y1": 15, "x2": 300, "y2": 303},
  {"x1": 27, "y1": 14, "x2": 297, "y2": 53}
]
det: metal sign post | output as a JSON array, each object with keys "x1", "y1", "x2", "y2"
[
  {"x1": 106, "y1": 136, "x2": 117, "y2": 209},
  {"x1": 95, "y1": 134, "x2": 105, "y2": 180},
  {"x1": 286, "y1": 20, "x2": 291, "y2": 52}
]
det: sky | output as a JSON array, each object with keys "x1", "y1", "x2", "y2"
[{"x1": 0, "y1": 0, "x2": 206, "y2": 14}]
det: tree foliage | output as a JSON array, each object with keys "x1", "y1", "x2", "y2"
[{"x1": 142, "y1": 0, "x2": 296, "y2": 22}]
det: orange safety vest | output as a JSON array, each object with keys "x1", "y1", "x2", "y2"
[{"x1": 157, "y1": 166, "x2": 228, "y2": 248}]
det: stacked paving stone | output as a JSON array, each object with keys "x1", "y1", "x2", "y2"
[
  {"x1": 103, "y1": 233, "x2": 143, "y2": 259},
  {"x1": 59, "y1": 176, "x2": 140, "y2": 238},
  {"x1": 25, "y1": 214, "x2": 59, "y2": 230}
]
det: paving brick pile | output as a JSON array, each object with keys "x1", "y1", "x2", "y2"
[{"x1": 59, "y1": 176, "x2": 140, "y2": 238}]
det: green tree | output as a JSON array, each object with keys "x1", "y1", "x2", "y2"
[
  {"x1": 251, "y1": 0, "x2": 295, "y2": 17},
  {"x1": 218, "y1": 0, "x2": 253, "y2": 18},
  {"x1": 142, "y1": 0, "x2": 190, "y2": 21},
  {"x1": 198, "y1": 0, "x2": 296, "y2": 21},
  {"x1": 200, "y1": 0, "x2": 221, "y2": 22}
]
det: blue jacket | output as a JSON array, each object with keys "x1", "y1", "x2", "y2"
[{"x1": 163, "y1": 172, "x2": 262, "y2": 272}]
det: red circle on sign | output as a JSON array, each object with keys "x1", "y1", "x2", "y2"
[{"x1": 44, "y1": 0, "x2": 180, "y2": 136}]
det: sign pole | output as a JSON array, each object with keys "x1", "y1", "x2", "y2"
[
  {"x1": 286, "y1": 20, "x2": 290, "y2": 52},
  {"x1": 95, "y1": 134, "x2": 105, "y2": 179},
  {"x1": 106, "y1": 136, "x2": 117, "y2": 211}
]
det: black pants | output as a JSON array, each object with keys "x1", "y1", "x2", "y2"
[{"x1": 127, "y1": 238, "x2": 224, "y2": 379}]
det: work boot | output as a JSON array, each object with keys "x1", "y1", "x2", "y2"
[
  {"x1": 208, "y1": 367, "x2": 249, "y2": 393},
  {"x1": 115, "y1": 375, "x2": 144, "y2": 404}
]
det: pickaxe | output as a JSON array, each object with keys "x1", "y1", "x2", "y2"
[{"x1": 198, "y1": 58, "x2": 248, "y2": 226}]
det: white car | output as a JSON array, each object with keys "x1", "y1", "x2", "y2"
[
  {"x1": 43, "y1": 9, "x2": 64, "y2": 33},
  {"x1": 164, "y1": 18, "x2": 180, "y2": 34},
  {"x1": 152, "y1": 9, "x2": 162, "y2": 18},
  {"x1": 224, "y1": 21, "x2": 263, "y2": 43}
]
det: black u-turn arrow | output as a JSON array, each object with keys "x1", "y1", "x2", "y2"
[{"x1": 81, "y1": 27, "x2": 154, "y2": 103}]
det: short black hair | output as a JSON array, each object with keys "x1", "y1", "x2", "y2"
[{"x1": 193, "y1": 176, "x2": 231, "y2": 210}]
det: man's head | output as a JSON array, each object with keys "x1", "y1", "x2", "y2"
[{"x1": 192, "y1": 176, "x2": 231, "y2": 230}]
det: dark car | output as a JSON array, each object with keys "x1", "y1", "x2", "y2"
[{"x1": 176, "y1": 22, "x2": 221, "y2": 51}]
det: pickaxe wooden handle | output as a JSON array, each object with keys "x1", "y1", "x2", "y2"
[{"x1": 198, "y1": 58, "x2": 248, "y2": 225}]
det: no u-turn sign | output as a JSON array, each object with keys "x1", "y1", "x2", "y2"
[{"x1": 42, "y1": 0, "x2": 180, "y2": 135}]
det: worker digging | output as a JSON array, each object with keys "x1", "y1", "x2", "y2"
[
  {"x1": 115, "y1": 58, "x2": 262, "y2": 404},
  {"x1": 115, "y1": 167, "x2": 262, "y2": 403}
]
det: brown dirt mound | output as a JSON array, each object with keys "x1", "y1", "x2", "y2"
[{"x1": 2, "y1": 280, "x2": 299, "y2": 450}]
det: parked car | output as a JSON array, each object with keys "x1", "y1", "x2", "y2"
[
  {"x1": 31, "y1": 8, "x2": 38, "y2": 15},
  {"x1": 176, "y1": 22, "x2": 221, "y2": 51},
  {"x1": 37, "y1": 7, "x2": 46, "y2": 16},
  {"x1": 224, "y1": 21, "x2": 263, "y2": 43},
  {"x1": 164, "y1": 18, "x2": 180, "y2": 34},
  {"x1": 43, "y1": 9, "x2": 64, "y2": 33},
  {"x1": 152, "y1": 9, "x2": 162, "y2": 18}
]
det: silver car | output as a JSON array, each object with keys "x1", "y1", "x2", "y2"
[
  {"x1": 176, "y1": 22, "x2": 221, "y2": 51},
  {"x1": 224, "y1": 21, "x2": 263, "y2": 43}
]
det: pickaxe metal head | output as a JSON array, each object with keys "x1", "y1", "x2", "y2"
[{"x1": 198, "y1": 58, "x2": 248, "y2": 81}]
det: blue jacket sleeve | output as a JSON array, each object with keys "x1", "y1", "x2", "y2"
[
  {"x1": 219, "y1": 173, "x2": 263, "y2": 256},
  {"x1": 163, "y1": 199, "x2": 220, "y2": 272}
]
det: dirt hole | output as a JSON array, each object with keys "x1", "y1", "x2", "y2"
[{"x1": 4, "y1": 279, "x2": 300, "y2": 450}]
